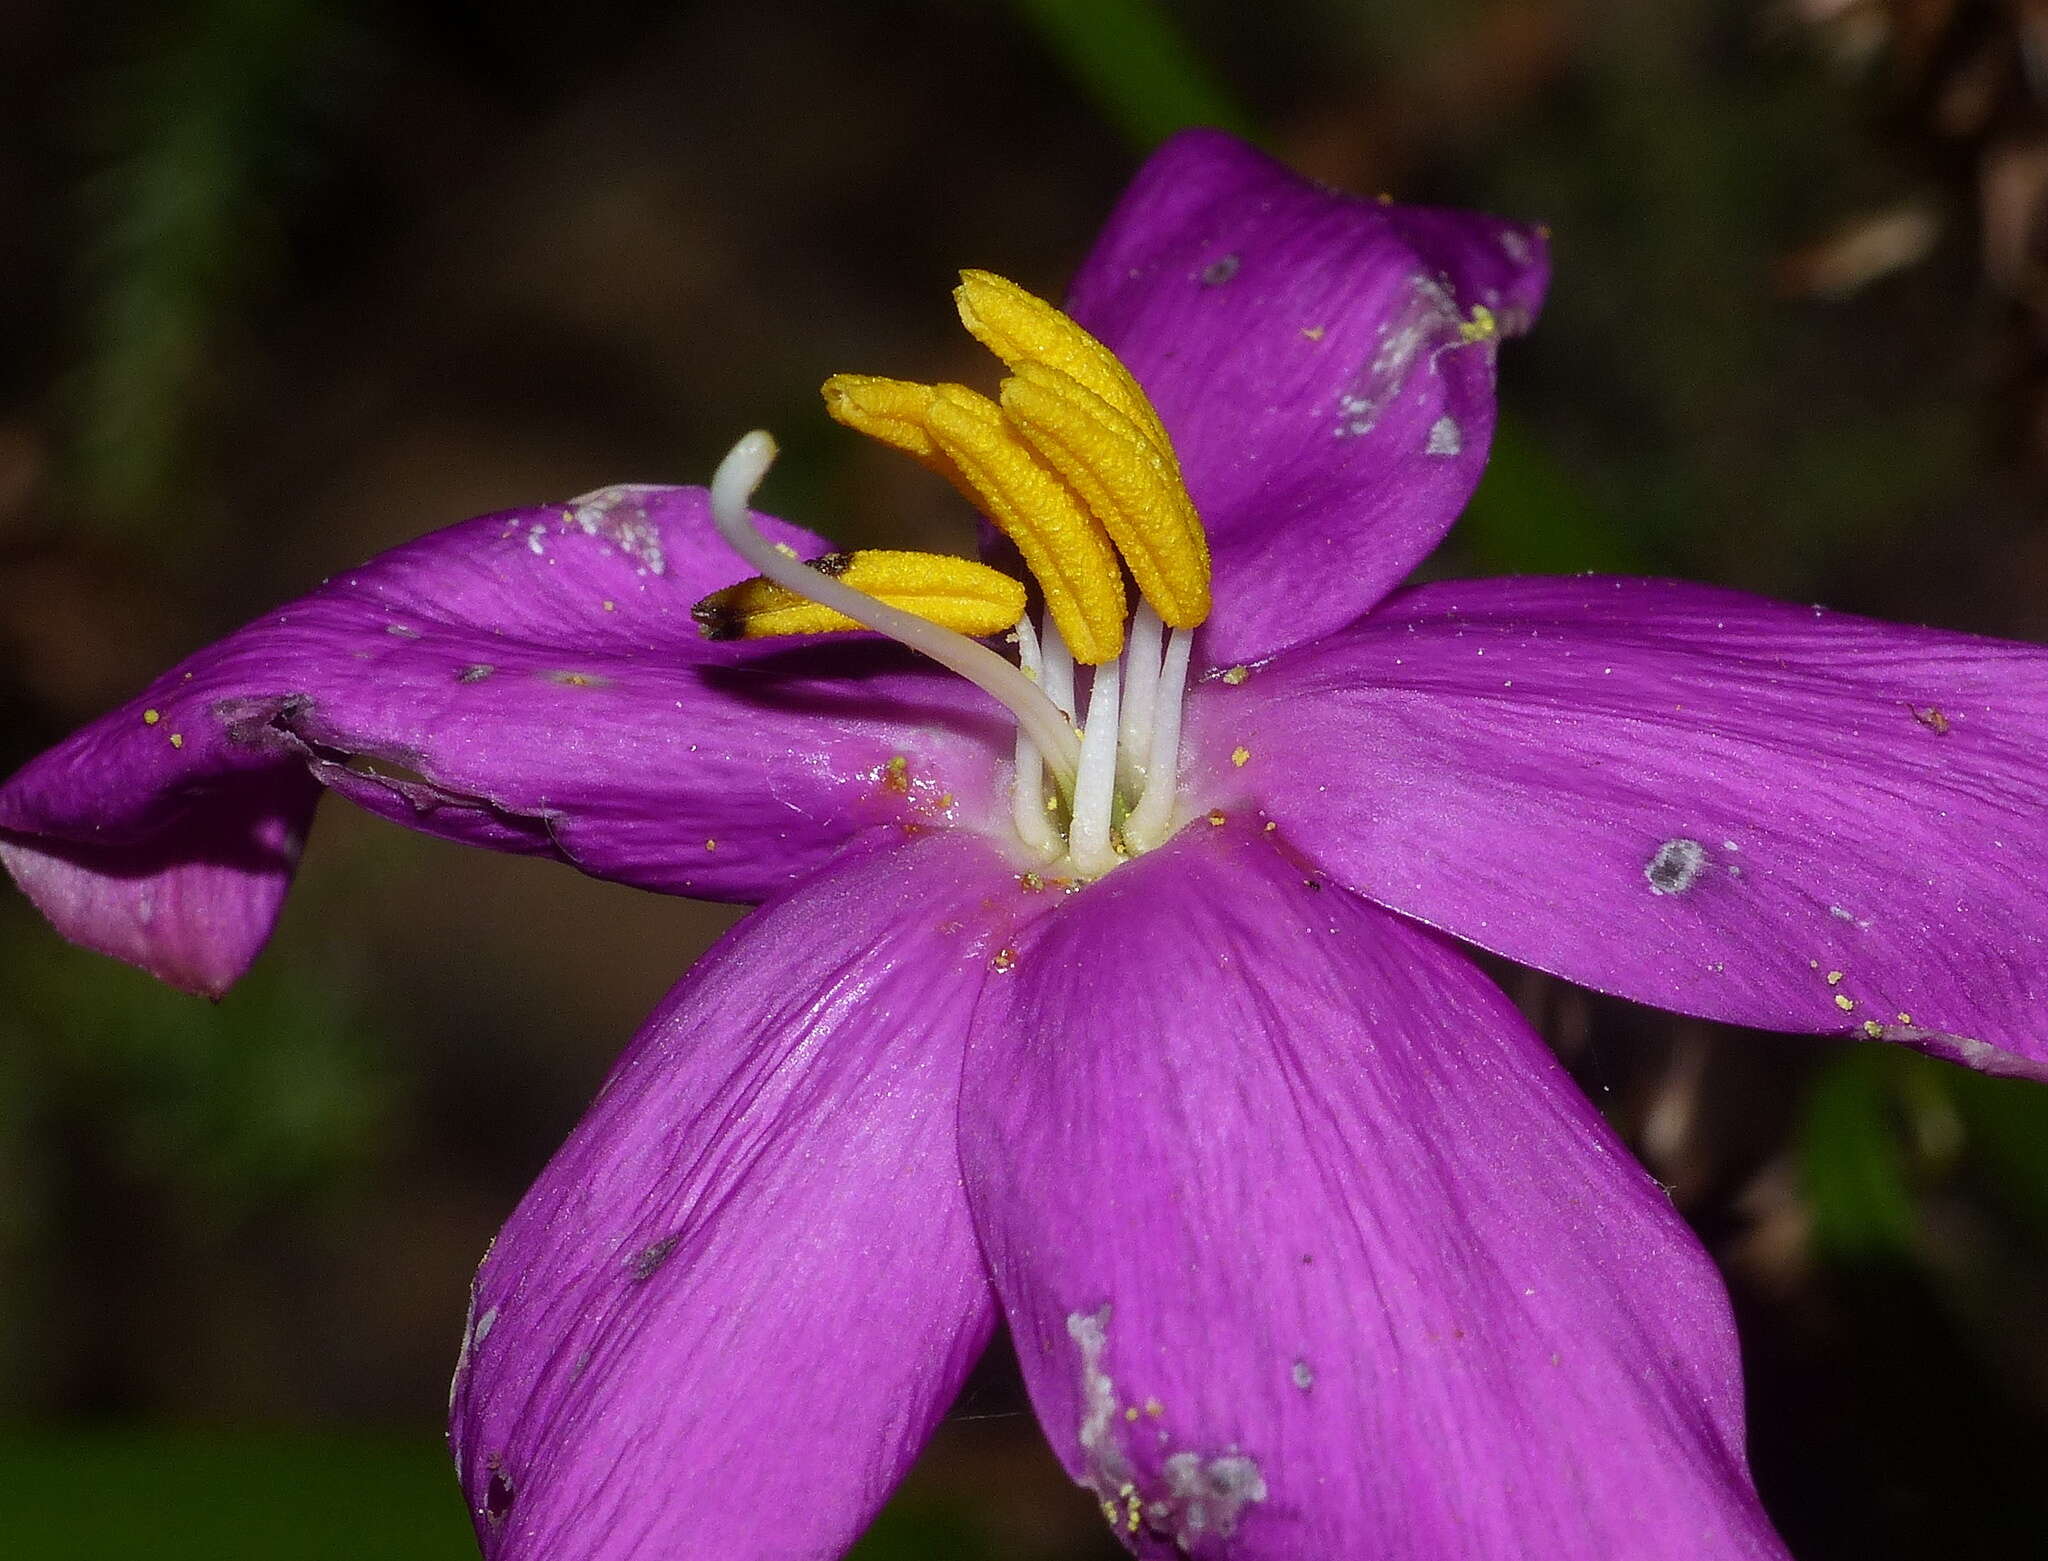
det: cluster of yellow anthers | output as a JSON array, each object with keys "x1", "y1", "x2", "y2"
[
  {"x1": 696, "y1": 274, "x2": 1216, "y2": 876},
  {"x1": 693, "y1": 271, "x2": 1210, "y2": 668}
]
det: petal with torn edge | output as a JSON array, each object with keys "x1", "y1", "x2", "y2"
[{"x1": 2, "y1": 485, "x2": 1009, "y2": 991}]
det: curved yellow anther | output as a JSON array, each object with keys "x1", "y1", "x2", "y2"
[
  {"x1": 821, "y1": 375, "x2": 957, "y2": 475},
  {"x1": 921, "y1": 385, "x2": 1127, "y2": 664},
  {"x1": 823, "y1": 271, "x2": 1212, "y2": 659},
  {"x1": 824, "y1": 374, "x2": 1128, "y2": 664},
  {"x1": 1000, "y1": 362, "x2": 1210, "y2": 628},
  {"x1": 692, "y1": 548, "x2": 1026, "y2": 642},
  {"x1": 953, "y1": 270, "x2": 1174, "y2": 460}
]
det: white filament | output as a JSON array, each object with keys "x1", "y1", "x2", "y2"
[
  {"x1": 1122, "y1": 627, "x2": 1193, "y2": 852},
  {"x1": 710, "y1": 432, "x2": 1079, "y2": 779},
  {"x1": 1066, "y1": 658, "x2": 1123, "y2": 877},
  {"x1": 1008, "y1": 618, "x2": 1063, "y2": 859},
  {"x1": 1116, "y1": 601, "x2": 1164, "y2": 792},
  {"x1": 1039, "y1": 618, "x2": 1076, "y2": 720}
]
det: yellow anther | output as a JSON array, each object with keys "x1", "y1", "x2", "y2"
[
  {"x1": 821, "y1": 375, "x2": 958, "y2": 476},
  {"x1": 826, "y1": 373, "x2": 1128, "y2": 663},
  {"x1": 922, "y1": 384, "x2": 1128, "y2": 664},
  {"x1": 954, "y1": 271, "x2": 1173, "y2": 454},
  {"x1": 824, "y1": 271, "x2": 1214, "y2": 661},
  {"x1": 1001, "y1": 361, "x2": 1210, "y2": 627},
  {"x1": 691, "y1": 549, "x2": 1025, "y2": 642}
]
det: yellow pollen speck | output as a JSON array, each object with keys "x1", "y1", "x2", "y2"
[
  {"x1": 883, "y1": 755, "x2": 910, "y2": 794},
  {"x1": 1231, "y1": 745, "x2": 1251, "y2": 767},
  {"x1": 1863, "y1": 1020, "x2": 1885, "y2": 1038},
  {"x1": 1460, "y1": 305, "x2": 1498, "y2": 343},
  {"x1": 1123, "y1": 1406, "x2": 1139, "y2": 1422},
  {"x1": 142, "y1": 709, "x2": 161, "y2": 725},
  {"x1": 168, "y1": 732, "x2": 184, "y2": 749},
  {"x1": 1834, "y1": 993, "x2": 1856, "y2": 1012},
  {"x1": 1019, "y1": 871, "x2": 1045, "y2": 891},
  {"x1": 1221, "y1": 665, "x2": 1250, "y2": 685},
  {"x1": 705, "y1": 838, "x2": 718, "y2": 851},
  {"x1": 991, "y1": 948, "x2": 1018, "y2": 973},
  {"x1": 1206, "y1": 810, "x2": 1227, "y2": 827},
  {"x1": 1143, "y1": 1397, "x2": 1163, "y2": 1417},
  {"x1": 602, "y1": 599, "x2": 616, "y2": 612},
  {"x1": 773, "y1": 542, "x2": 798, "y2": 558},
  {"x1": 1897, "y1": 1012, "x2": 1913, "y2": 1024},
  {"x1": 1302, "y1": 326, "x2": 1325, "y2": 341},
  {"x1": 936, "y1": 791, "x2": 953, "y2": 809},
  {"x1": 1263, "y1": 820, "x2": 1278, "y2": 832},
  {"x1": 1826, "y1": 970, "x2": 1844, "y2": 986}
]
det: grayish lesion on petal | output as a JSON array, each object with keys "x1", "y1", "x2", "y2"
[
  {"x1": 1644, "y1": 837, "x2": 1708, "y2": 896},
  {"x1": 1064, "y1": 1306, "x2": 1269, "y2": 1548},
  {"x1": 627, "y1": 1233, "x2": 679, "y2": 1282},
  {"x1": 1066, "y1": 1306, "x2": 1133, "y2": 1491},
  {"x1": 560, "y1": 483, "x2": 670, "y2": 576},
  {"x1": 1157, "y1": 1450, "x2": 1268, "y2": 1544},
  {"x1": 1333, "y1": 274, "x2": 1462, "y2": 440}
]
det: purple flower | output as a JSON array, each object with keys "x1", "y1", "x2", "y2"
[{"x1": 5, "y1": 129, "x2": 2046, "y2": 1559}]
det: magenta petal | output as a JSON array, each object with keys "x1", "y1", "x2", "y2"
[
  {"x1": 3, "y1": 484, "x2": 1010, "y2": 987},
  {"x1": 1067, "y1": 130, "x2": 1548, "y2": 663},
  {"x1": 961, "y1": 824, "x2": 1784, "y2": 1559},
  {"x1": 0, "y1": 769, "x2": 317, "y2": 997},
  {"x1": 450, "y1": 832, "x2": 1036, "y2": 1560},
  {"x1": 1228, "y1": 575, "x2": 2048, "y2": 1079}
]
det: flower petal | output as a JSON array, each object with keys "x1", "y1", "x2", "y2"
[
  {"x1": 960, "y1": 822, "x2": 1785, "y2": 1559},
  {"x1": 0, "y1": 770, "x2": 318, "y2": 997},
  {"x1": 1066, "y1": 130, "x2": 1549, "y2": 663},
  {"x1": 2, "y1": 485, "x2": 1010, "y2": 989},
  {"x1": 451, "y1": 831, "x2": 1034, "y2": 1560},
  {"x1": 1229, "y1": 575, "x2": 2048, "y2": 1078}
]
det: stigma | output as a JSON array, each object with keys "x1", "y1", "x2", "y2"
[{"x1": 698, "y1": 272, "x2": 1213, "y2": 880}]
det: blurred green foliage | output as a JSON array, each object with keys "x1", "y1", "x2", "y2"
[
  {"x1": 67, "y1": 0, "x2": 344, "y2": 541},
  {"x1": 1010, "y1": 0, "x2": 1255, "y2": 149},
  {"x1": 0, "y1": 1431, "x2": 474, "y2": 1561}
]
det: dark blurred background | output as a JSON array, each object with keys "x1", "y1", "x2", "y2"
[{"x1": 4, "y1": 0, "x2": 2048, "y2": 1556}]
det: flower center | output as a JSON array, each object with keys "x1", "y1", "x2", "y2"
[{"x1": 695, "y1": 272, "x2": 1213, "y2": 879}]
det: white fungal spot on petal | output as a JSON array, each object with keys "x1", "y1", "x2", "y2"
[
  {"x1": 1426, "y1": 415, "x2": 1462, "y2": 456},
  {"x1": 1644, "y1": 838, "x2": 1708, "y2": 895},
  {"x1": 1067, "y1": 1307, "x2": 1133, "y2": 1491},
  {"x1": 1291, "y1": 1359, "x2": 1314, "y2": 1390},
  {"x1": 1159, "y1": 1450, "x2": 1268, "y2": 1541},
  {"x1": 563, "y1": 484, "x2": 669, "y2": 575},
  {"x1": 1334, "y1": 275, "x2": 1461, "y2": 438}
]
